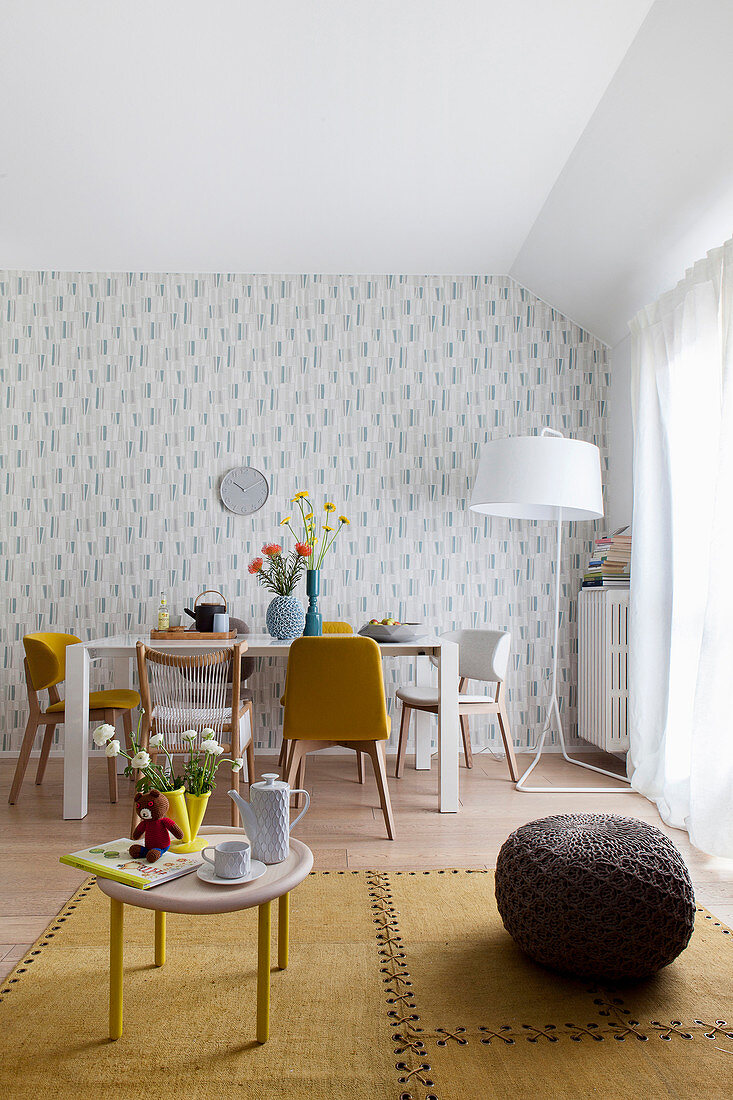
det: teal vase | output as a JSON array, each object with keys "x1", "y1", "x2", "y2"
[{"x1": 303, "y1": 569, "x2": 323, "y2": 636}]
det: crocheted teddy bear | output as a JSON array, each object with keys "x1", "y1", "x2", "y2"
[{"x1": 130, "y1": 789, "x2": 184, "y2": 862}]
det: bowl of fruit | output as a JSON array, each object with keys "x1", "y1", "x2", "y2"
[{"x1": 358, "y1": 616, "x2": 426, "y2": 642}]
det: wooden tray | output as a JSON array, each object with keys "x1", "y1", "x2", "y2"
[{"x1": 149, "y1": 628, "x2": 239, "y2": 640}]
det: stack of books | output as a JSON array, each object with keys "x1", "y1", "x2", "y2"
[{"x1": 582, "y1": 527, "x2": 631, "y2": 589}]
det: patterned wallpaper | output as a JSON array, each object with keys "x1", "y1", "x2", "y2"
[{"x1": 0, "y1": 272, "x2": 609, "y2": 756}]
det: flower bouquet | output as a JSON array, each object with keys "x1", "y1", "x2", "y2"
[
  {"x1": 248, "y1": 540, "x2": 312, "y2": 639},
  {"x1": 279, "y1": 490, "x2": 351, "y2": 635},
  {"x1": 93, "y1": 716, "x2": 243, "y2": 853}
]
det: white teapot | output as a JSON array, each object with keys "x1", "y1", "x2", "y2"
[{"x1": 228, "y1": 774, "x2": 310, "y2": 864}]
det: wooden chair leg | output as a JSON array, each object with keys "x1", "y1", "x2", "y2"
[
  {"x1": 294, "y1": 754, "x2": 306, "y2": 808},
  {"x1": 367, "y1": 741, "x2": 395, "y2": 840},
  {"x1": 8, "y1": 714, "x2": 41, "y2": 804},
  {"x1": 105, "y1": 710, "x2": 118, "y2": 803},
  {"x1": 460, "y1": 714, "x2": 473, "y2": 769},
  {"x1": 246, "y1": 739, "x2": 256, "y2": 789},
  {"x1": 35, "y1": 724, "x2": 56, "y2": 785},
  {"x1": 356, "y1": 750, "x2": 365, "y2": 784},
  {"x1": 285, "y1": 741, "x2": 303, "y2": 793},
  {"x1": 497, "y1": 695, "x2": 519, "y2": 782},
  {"x1": 277, "y1": 739, "x2": 287, "y2": 769},
  {"x1": 395, "y1": 704, "x2": 411, "y2": 778},
  {"x1": 122, "y1": 709, "x2": 134, "y2": 781}
]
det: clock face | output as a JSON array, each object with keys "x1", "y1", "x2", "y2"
[{"x1": 220, "y1": 466, "x2": 269, "y2": 516}]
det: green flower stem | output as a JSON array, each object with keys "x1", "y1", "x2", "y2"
[{"x1": 316, "y1": 520, "x2": 344, "y2": 568}]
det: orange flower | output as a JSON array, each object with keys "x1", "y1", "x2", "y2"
[
  {"x1": 262, "y1": 543, "x2": 282, "y2": 557},
  {"x1": 248, "y1": 557, "x2": 263, "y2": 574},
  {"x1": 295, "y1": 542, "x2": 312, "y2": 557}
]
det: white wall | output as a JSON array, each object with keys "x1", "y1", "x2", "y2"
[
  {"x1": 1, "y1": 272, "x2": 609, "y2": 756},
  {"x1": 607, "y1": 336, "x2": 633, "y2": 531},
  {"x1": 512, "y1": 0, "x2": 733, "y2": 345}
]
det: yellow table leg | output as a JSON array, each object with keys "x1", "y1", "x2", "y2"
[
  {"x1": 155, "y1": 910, "x2": 166, "y2": 967},
  {"x1": 278, "y1": 892, "x2": 289, "y2": 970},
  {"x1": 257, "y1": 900, "x2": 271, "y2": 1043},
  {"x1": 109, "y1": 897, "x2": 124, "y2": 1041}
]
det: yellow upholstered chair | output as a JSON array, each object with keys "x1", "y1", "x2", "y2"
[
  {"x1": 275, "y1": 622, "x2": 354, "y2": 769},
  {"x1": 9, "y1": 632, "x2": 140, "y2": 805},
  {"x1": 282, "y1": 635, "x2": 395, "y2": 839}
]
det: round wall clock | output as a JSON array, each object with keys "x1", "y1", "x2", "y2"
[{"x1": 220, "y1": 466, "x2": 269, "y2": 515}]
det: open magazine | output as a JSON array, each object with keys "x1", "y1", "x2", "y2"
[{"x1": 60, "y1": 838, "x2": 203, "y2": 889}]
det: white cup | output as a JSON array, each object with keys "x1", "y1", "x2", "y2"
[
  {"x1": 212, "y1": 612, "x2": 229, "y2": 633},
  {"x1": 201, "y1": 839, "x2": 250, "y2": 879}
]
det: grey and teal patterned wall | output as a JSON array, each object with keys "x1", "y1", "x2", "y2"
[{"x1": 1, "y1": 272, "x2": 609, "y2": 756}]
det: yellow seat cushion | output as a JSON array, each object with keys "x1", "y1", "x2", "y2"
[{"x1": 46, "y1": 688, "x2": 140, "y2": 714}]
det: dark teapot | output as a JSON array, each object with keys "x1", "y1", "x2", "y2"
[{"x1": 184, "y1": 589, "x2": 228, "y2": 632}]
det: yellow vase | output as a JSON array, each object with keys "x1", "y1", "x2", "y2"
[
  {"x1": 164, "y1": 787, "x2": 191, "y2": 847},
  {"x1": 170, "y1": 790, "x2": 210, "y2": 854}
]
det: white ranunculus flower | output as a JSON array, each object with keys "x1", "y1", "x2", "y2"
[
  {"x1": 201, "y1": 727, "x2": 216, "y2": 737},
  {"x1": 148, "y1": 732, "x2": 164, "y2": 748},
  {"x1": 182, "y1": 730, "x2": 197, "y2": 742},
  {"x1": 231, "y1": 758, "x2": 244, "y2": 772},
  {"x1": 201, "y1": 738, "x2": 223, "y2": 755},
  {"x1": 105, "y1": 739, "x2": 121, "y2": 757},
  {"x1": 131, "y1": 750, "x2": 151, "y2": 769},
  {"x1": 92, "y1": 723, "x2": 116, "y2": 746}
]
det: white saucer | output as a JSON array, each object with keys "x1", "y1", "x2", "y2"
[{"x1": 196, "y1": 860, "x2": 267, "y2": 886}]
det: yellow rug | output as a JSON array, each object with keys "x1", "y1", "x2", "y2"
[{"x1": 1, "y1": 870, "x2": 731, "y2": 1099}]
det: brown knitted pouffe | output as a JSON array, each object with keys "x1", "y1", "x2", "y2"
[{"x1": 495, "y1": 814, "x2": 695, "y2": 981}]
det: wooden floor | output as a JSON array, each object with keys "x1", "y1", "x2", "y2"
[{"x1": 2, "y1": 751, "x2": 733, "y2": 980}]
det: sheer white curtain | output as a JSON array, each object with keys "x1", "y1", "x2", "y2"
[{"x1": 629, "y1": 238, "x2": 733, "y2": 857}]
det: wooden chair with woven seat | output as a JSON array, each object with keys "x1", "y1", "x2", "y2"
[
  {"x1": 394, "y1": 628, "x2": 518, "y2": 782},
  {"x1": 136, "y1": 641, "x2": 255, "y2": 828},
  {"x1": 9, "y1": 632, "x2": 139, "y2": 805},
  {"x1": 282, "y1": 634, "x2": 395, "y2": 839}
]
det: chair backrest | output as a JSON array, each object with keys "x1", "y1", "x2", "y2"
[
  {"x1": 322, "y1": 621, "x2": 353, "y2": 634},
  {"x1": 282, "y1": 636, "x2": 389, "y2": 742},
  {"x1": 136, "y1": 642, "x2": 241, "y2": 750},
  {"x1": 440, "y1": 629, "x2": 511, "y2": 683},
  {"x1": 23, "y1": 632, "x2": 82, "y2": 691}
]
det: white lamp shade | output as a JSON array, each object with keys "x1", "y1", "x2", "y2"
[{"x1": 470, "y1": 435, "x2": 604, "y2": 521}]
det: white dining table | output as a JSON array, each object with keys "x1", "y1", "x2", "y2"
[{"x1": 63, "y1": 632, "x2": 460, "y2": 820}]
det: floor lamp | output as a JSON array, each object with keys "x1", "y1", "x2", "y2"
[{"x1": 470, "y1": 428, "x2": 632, "y2": 794}]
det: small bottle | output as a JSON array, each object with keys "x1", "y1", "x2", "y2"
[{"x1": 158, "y1": 593, "x2": 169, "y2": 631}]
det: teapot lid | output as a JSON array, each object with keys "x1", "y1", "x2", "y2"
[{"x1": 253, "y1": 772, "x2": 287, "y2": 791}]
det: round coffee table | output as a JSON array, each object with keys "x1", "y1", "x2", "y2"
[{"x1": 96, "y1": 827, "x2": 313, "y2": 1043}]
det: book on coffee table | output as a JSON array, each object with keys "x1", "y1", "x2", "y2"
[{"x1": 60, "y1": 839, "x2": 203, "y2": 889}]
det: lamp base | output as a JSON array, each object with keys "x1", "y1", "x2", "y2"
[{"x1": 515, "y1": 693, "x2": 633, "y2": 794}]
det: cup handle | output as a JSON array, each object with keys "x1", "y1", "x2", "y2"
[
  {"x1": 289, "y1": 789, "x2": 310, "y2": 832},
  {"x1": 201, "y1": 847, "x2": 216, "y2": 867}
]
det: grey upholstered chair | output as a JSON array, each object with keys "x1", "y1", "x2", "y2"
[{"x1": 394, "y1": 628, "x2": 518, "y2": 781}]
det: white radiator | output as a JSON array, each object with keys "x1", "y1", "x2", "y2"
[{"x1": 578, "y1": 588, "x2": 629, "y2": 753}]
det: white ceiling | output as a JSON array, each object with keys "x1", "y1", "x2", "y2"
[
  {"x1": 0, "y1": 1, "x2": 650, "y2": 276},
  {"x1": 4, "y1": 1, "x2": 733, "y2": 344}
]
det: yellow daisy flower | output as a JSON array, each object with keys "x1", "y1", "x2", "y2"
[
  {"x1": 323, "y1": 525, "x2": 334, "y2": 532},
  {"x1": 279, "y1": 516, "x2": 291, "y2": 526},
  {"x1": 339, "y1": 515, "x2": 350, "y2": 525},
  {"x1": 305, "y1": 512, "x2": 314, "y2": 520},
  {"x1": 324, "y1": 502, "x2": 336, "y2": 512}
]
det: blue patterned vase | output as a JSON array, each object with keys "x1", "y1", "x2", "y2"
[
  {"x1": 266, "y1": 595, "x2": 305, "y2": 640},
  {"x1": 303, "y1": 569, "x2": 323, "y2": 637}
]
